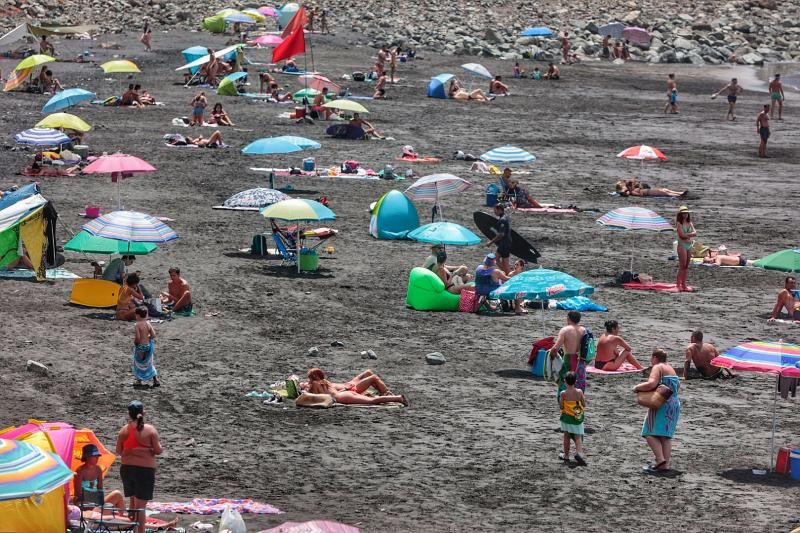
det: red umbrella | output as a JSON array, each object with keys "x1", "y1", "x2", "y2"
[
  {"x1": 298, "y1": 74, "x2": 341, "y2": 93},
  {"x1": 616, "y1": 145, "x2": 667, "y2": 161},
  {"x1": 82, "y1": 153, "x2": 156, "y2": 209},
  {"x1": 250, "y1": 34, "x2": 284, "y2": 46}
]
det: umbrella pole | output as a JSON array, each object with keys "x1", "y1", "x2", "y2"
[
  {"x1": 117, "y1": 176, "x2": 121, "y2": 210},
  {"x1": 541, "y1": 303, "x2": 546, "y2": 337},
  {"x1": 770, "y1": 374, "x2": 778, "y2": 471}
]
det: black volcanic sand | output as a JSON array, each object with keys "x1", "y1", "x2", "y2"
[{"x1": 0, "y1": 30, "x2": 798, "y2": 532}]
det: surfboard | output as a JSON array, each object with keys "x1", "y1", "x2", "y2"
[
  {"x1": 70, "y1": 279, "x2": 120, "y2": 308},
  {"x1": 473, "y1": 211, "x2": 541, "y2": 264}
]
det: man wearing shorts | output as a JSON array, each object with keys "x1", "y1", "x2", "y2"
[
  {"x1": 712, "y1": 77, "x2": 743, "y2": 120},
  {"x1": 487, "y1": 203, "x2": 512, "y2": 274},
  {"x1": 757, "y1": 104, "x2": 771, "y2": 158},
  {"x1": 769, "y1": 73, "x2": 784, "y2": 120},
  {"x1": 664, "y1": 73, "x2": 678, "y2": 114}
]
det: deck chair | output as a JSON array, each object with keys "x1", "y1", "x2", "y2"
[
  {"x1": 271, "y1": 231, "x2": 297, "y2": 266},
  {"x1": 78, "y1": 488, "x2": 139, "y2": 533}
]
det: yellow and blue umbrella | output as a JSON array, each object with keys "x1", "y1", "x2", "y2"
[
  {"x1": 0, "y1": 438, "x2": 73, "y2": 501},
  {"x1": 81, "y1": 211, "x2": 178, "y2": 243},
  {"x1": 408, "y1": 222, "x2": 480, "y2": 246},
  {"x1": 36, "y1": 112, "x2": 92, "y2": 132},
  {"x1": 42, "y1": 88, "x2": 96, "y2": 113},
  {"x1": 260, "y1": 199, "x2": 335, "y2": 222}
]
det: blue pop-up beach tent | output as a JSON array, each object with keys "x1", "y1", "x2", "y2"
[
  {"x1": 181, "y1": 46, "x2": 208, "y2": 75},
  {"x1": 369, "y1": 190, "x2": 420, "y2": 239},
  {"x1": 427, "y1": 73, "x2": 454, "y2": 99}
]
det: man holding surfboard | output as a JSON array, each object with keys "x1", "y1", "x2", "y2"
[{"x1": 486, "y1": 203, "x2": 512, "y2": 274}]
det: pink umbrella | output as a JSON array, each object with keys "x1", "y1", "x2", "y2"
[
  {"x1": 622, "y1": 26, "x2": 651, "y2": 44},
  {"x1": 617, "y1": 144, "x2": 667, "y2": 161},
  {"x1": 258, "y1": 6, "x2": 280, "y2": 17},
  {"x1": 251, "y1": 34, "x2": 284, "y2": 46},
  {"x1": 82, "y1": 152, "x2": 156, "y2": 209},
  {"x1": 257, "y1": 521, "x2": 360, "y2": 533},
  {"x1": 299, "y1": 74, "x2": 341, "y2": 93}
]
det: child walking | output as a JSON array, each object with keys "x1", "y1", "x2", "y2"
[
  {"x1": 133, "y1": 306, "x2": 160, "y2": 387},
  {"x1": 559, "y1": 371, "x2": 587, "y2": 465}
]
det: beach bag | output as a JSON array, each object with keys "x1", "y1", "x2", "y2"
[
  {"x1": 637, "y1": 385, "x2": 673, "y2": 409},
  {"x1": 251, "y1": 234, "x2": 268, "y2": 256},
  {"x1": 352, "y1": 71, "x2": 365, "y2": 82},
  {"x1": 218, "y1": 504, "x2": 246, "y2": 533},
  {"x1": 458, "y1": 286, "x2": 477, "y2": 312},
  {"x1": 341, "y1": 160, "x2": 360, "y2": 173},
  {"x1": 543, "y1": 352, "x2": 563, "y2": 383},
  {"x1": 580, "y1": 331, "x2": 596, "y2": 363},
  {"x1": 285, "y1": 378, "x2": 301, "y2": 399}
]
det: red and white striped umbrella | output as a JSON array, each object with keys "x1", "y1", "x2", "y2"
[{"x1": 616, "y1": 145, "x2": 667, "y2": 161}]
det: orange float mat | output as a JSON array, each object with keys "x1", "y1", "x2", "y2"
[{"x1": 69, "y1": 279, "x2": 120, "y2": 308}]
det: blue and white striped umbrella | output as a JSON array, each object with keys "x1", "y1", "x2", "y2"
[
  {"x1": 14, "y1": 128, "x2": 70, "y2": 146},
  {"x1": 42, "y1": 88, "x2": 96, "y2": 113},
  {"x1": 81, "y1": 211, "x2": 178, "y2": 243},
  {"x1": 461, "y1": 63, "x2": 492, "y2": 79},
  {"x1": 480, "y1": 145, "x2": 536, "y2": 165}
]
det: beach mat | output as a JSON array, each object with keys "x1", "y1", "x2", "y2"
[
  {"x1": 394, "y1": 157, "x2": 441, "y2": 163},
  {"x1": 516, "y1": 207, "x2": 577, "y2": 214},
  {"x1": 147, "y1": 498, "x2": 282, "y2": 515},
  {"x1": 587, "y1": 363, "x2": 641, "y2": 375},
  {"x1": 622, "y1": 282, "x2": 695, "y2": 292},
  {"x1": 212, "y1": 205, "x2": 261, "y2": 211},
  {"x1": 0, "y1": 268, "x2": 80, "y2": 280}
]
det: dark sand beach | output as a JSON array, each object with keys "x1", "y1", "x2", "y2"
[{"x1": 0, "y1": 30, "x2": 798, "y2": 532}]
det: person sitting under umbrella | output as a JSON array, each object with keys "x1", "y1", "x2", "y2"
[
  {"x1": 422, "y1": 243, "x2": 469, "y2": 278},
  {"x1": 312, "y1": 87, "x2": 334, "y2": 119},
  {"x1": 769, "y1": 276, "x2": 800, "y2": 321},
  {"x1": 160, "y1": 267, "x2": 192, "y2": 313},
  {"x1": 39, "y1": 67, "x2": 64, "y2": 93},
  {"x1": 102, "y1": 255, "x2": 135, "y2": 284},
  {"x1": 116, "y1": 272, "x2": 145, "y2": 321},
  {"x1": 269, "y1": 82, "x2": 294, "y2": 102},
  {"x1": 474, "y1": 253, "x2": 524, "y2": 314},
  {"x1": 350, "y1": 113, "x2": 384, "y2": 139}
]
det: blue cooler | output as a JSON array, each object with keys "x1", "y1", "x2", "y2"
[
  {"x1": 531, "y1": 348, "x2": 547, "y2": 377},
  {"x1": 790, "y1": 450, "x2": 800, "y2": 480},
  {"x1": 303, "y1": 158, "x2": 315, "y2": 171},
  {"x1": 486, "y1": 183, "x2": 500, "y2": 207}
]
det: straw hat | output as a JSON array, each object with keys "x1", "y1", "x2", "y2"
[{"x1": 677, "y1": 205, "x2": 691, "y2": 214}]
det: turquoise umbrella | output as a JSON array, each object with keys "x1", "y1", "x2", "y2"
[
  {"x1": 42, "y1": 88, "x2": 96, "y2": 113},
  {"x1": 408, "y1": 222, "x2": 481, "y2": 246},
  {"x1": 64, "y1": 231, "x2": 157, "y2": 255}
]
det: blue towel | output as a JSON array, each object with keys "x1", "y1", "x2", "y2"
[
  {"x1": 132, "y1": 339, "x2": 157, "y2": 381},
  {"x1": 555, "y1": 296, "x2": 607, "y2": 312}
]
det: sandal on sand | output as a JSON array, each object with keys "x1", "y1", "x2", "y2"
[
  {"x1": 574, "y1": 454, "x2": 587, "y2": 466},
  {"x1": 642, "y1": 461, "x2": 667, "y2": 474},
  {"x1": 401, "y1": 395, "x2": 409, "y2": 407},
  {"x1": 558, "y1": 452, "x2": 568, "y2": 462}
]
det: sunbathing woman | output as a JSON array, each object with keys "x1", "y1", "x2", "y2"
[
  {"x1": 448, "y1": 79, "x2": 491, "y2": 102},
  {"x1": 187, "y1": 131, "x2": 224, "y2": 147},
  {"x1": 269, "y1": 83, "x2": 294, "y2": 102},
  {"x1": 615, "y1": 178, "x2": 686, "y2": 198},
  {"x1": 210, "y1": 103, "x2": 234, "y2": 126},
  {"x1": 306, "y1": 368, "x2": 408, "y2": 406}
]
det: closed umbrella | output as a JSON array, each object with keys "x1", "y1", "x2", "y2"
[
  {"x1": 322, "y1": 99, "x2": 369, "y2": 114},
  {"x1": 36, "y1": 112, "x2": 91, "y2": 132},
  {"x1": 480, "y1": 145, "x2": 536, "y2": 165},
  {"x1": 42, "y1": 88, "x2": 96, "y2": 113},
  {"x1": 404, "y1": 173, "x2": 472, "y2": 221},
  {"x1": 711, "y1": 341, "x2": 800, "y2": 471},
  {"x1": 596, "y1": 207, "x2": 673, "y2": 271},
  {"x1": 82, "y1": 153, "x2": 156, "y2": 209},
  {"x1": 14, "y1": 128, "x2": 70, "y2": 146},
  {"x1": 408, "y1": 222, "x2": 481, "y2": 246},
  {"x1": 520, "y1": 27, "x2": 554, "y2": 37},
  {"x1": 753, "y1": 248, "x2": 800, "y2": 273},
  {"x1": 260, "y1": 199, "x2": 336, "y2": 272}
]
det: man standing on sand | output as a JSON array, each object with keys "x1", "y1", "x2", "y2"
[
  {"x1": 561, "y1": 32, "x2": 570, "y2": 63},
  {"x1": 664, "y1": 73, "x2": 678, "y2": 114},
  {"x1": 769, "y1": 73, "x2": 784, "y2": 120},
  {"x1": 712, "y1": 78, "x2": 743, "y2": 120},
  {"x1": 594, "y1": 320, "x2": 644, "y2": 371},
  {"x1": 684, "y1": 330, "x2": 733, "y2": 380},
  {"x1": 486, "y1": 203, "x2": 512, "y2": 274},
  {"x1": 548, "y1": 311, "x2": 588, "y2": 393},
  {"x1": 757, "y1": 104, "x2": 771, "y2": 158}
]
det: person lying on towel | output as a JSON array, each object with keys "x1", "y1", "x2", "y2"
[
  {"x1": 700, "y1": 245, "x2": 753, "y2": 267},
  {"x1": 305, "y1": 368, "x2": 408, "y2": 406},
  {"x1": 615, "y1": 178, "x2": 686, "y2": 198}
]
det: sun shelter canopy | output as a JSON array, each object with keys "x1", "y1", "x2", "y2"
[
  {"x1": 181, "y1": 46, "x2": 209, "y2": 75},
  {"x1": 176, "y1": 44, "x2": 245, "y2": 71},
  {"x1": 427, "y1": 73, "x2": 454, "y2": 99},
  {"x1": 369, "y1": 190, "x2": 420, "y2": 240},
  {"x1": 0, "y1": 24, "x2": 99, "y2": 49},
  {"x1": 0, "y1": 184, "x2": 51, "y2": 279}
]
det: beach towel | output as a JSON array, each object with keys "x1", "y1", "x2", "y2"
[
  {"x1": 586, "y1": 362, "x2": 641, "y2": 375},
  {"x1": 257, "y1": 520, "x2": 360, "y2": 533},
  {"x1": 516, "y1": 207, "x2": 578, "y2": 214},
  {"x1": 172, "y1": 307, "x2": 196, "y2": 317},
  {"x1": 132, "y1": 339, "x2": 157, "y2": 381},
  {"x1": 0, "y1": 268, "x2": 79, "y2": 279},
  {"x1": 71, "y1": 508, "x2": 177, "y2": 530},
  {"x1": 394, "y1": 156, "x2": 441, "y2": 163},
  {"x1": 147, "y1": 498, "x2": 282, "y2": 515},
  {"x1": 622, "y1": 282, "x2": 695, "y2": 292},
  {"x1": 21, "y1": 166, "x2": 78, "y2": 177},
  {"x1": 555, "y1": 296, "x2": 607, "y2": 312}
]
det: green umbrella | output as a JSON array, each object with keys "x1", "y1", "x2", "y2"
[
  {"x1": 64, "y1": 231, "x2": 158, "y2": 255},
  {"x1": 753, "y1": 248, "x2": 800, "y2": 273},
  {"x1": 216, "y1": 77, "x2": 239, "y2": 96},
  {"x1": 293, "y1": 88, "x2": 320, "y2": 100}
]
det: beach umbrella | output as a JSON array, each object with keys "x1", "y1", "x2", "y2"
[
  {"x1": 215, "y1": 8, "x2": 239, "y2": 17},
  {"x1": 711, "y1": 341, "x2": 800, "y2": 470},
  {"x1": 217, "y1": 71, "x2": 248, "y2": 96},
  {"x1": 42, "y1": 88, "x2": 96, "y2": 113},
  {"x1": 82, "y1": 211, "x2": 178, "y2": 244},
  {"x1": 270, "y1": 136, "x2": 321, "y2": 149},
  {"x1": 598, "y1": 23, "x2": 625, "y2": 39},
  {"x1": 258, "y1": 6, "x2": 280, "y2": 17},
  {"x1": 100, "y1": 60, "x2": 141, "y2": 73},
  {"x1": 64, "y1": 231, "x2": 158, "y2": 255},
  {"x1": 596, "y1": 207, "x2": 673, "y2": 271},
  {"x1": 14, "y1": 128, "x2": 69, "y2": 146},
  {"x1": 0, "y1": 438, "x2": 73, "y2": 500},
  {"x1": 408, "y1": 222, "x2": 481, "y2": 246},
  {"x1": 294, "y1": 88, "x2": 321, "y2": 100},
  {"x1": 490, "y1": 269, "x2": 595, "y2": 335},
  {"x1": 242, "y1": 137, "x2": 308, "y2": 155},
  {"x1": 36, "y1": 112, "x2": 91, "y2": 132},
  {"x1": 261, "y1": 199, "x2": 336, "y2": 272},
  {"x1": 223, "y1": 188, "x2": 290, "y2": 209},
  {"x1": 520, "y1": 27, "x2": 554, "y2": 37},
  {"x1": 461, "y1": 63, "x2": 492, "y2": 79},
  {"x1": 259, "y1": 521, "x2": 360, "y2": 533},
  {"x1": 753, "y1": 248, "x2": 800, "y2": 273},
  {"x1": 242, "y1": 8, "x2": 267, "y2": 22},
  {"x1": 622, "y1": 26, "x2": 651, "y2": 44},
  {"x1": 480, "y1": 145, "x2": 536, "y2": 165},
  {"x1": 251, "y1": 34, "x2": 284, "y2": 46},
  {"x1": 299, "y1": 74, "x2": 341, "y2": 93},
  {"x1": 225, "y1": 13, "x2": 258, "y2": 24},
  {"x1": 404, "y1": 173, "x2": 472, "y2": 221},
  {"x1": 82, "y1": 153, "x2": 156, "y2": 209},
  {"x1": 322, "y1": 99, "x2": 369, "y2": 114},
  {"x1": 14, "y1": 54, "x2": 54, "y2": 71},
  {"x1": 617, "y1": 145, "x2": 666, "y2": 161}
]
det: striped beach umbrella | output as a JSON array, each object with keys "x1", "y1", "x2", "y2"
[
  {"x1": 480, "y1": 145, "x2": 536, "y2": 165},
  {"x1": 0, "y1": 438, "x2": 73, "y2": 501},
  {"x1": 617, "y1": 144, "x2": 667, "y2": 161},
  {"x1": 13, "y1": 128, "x2": 70, "y2": 146},
  {"x1": 711, "y1": 341, "x2": 800, "y2": 470},
  {"x1": 405, "y1": 174, "x2": 472, "y2": 221},
  {"x1": 597, "y1": 207, "x2": 673, "y2": 271},
  {"x1": 223, "y1": 188, "x2": 290, "y2": 209},
  {"x1": 81, "y1": 211, "x2": 178, "y2": 243}
]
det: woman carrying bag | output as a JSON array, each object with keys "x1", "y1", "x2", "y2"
[{"x1": 633, "y1": 349, "x2": 681, "y2": 473}]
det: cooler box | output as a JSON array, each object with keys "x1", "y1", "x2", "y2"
[
  {"x1": 73, "y1": 145, "x2": 89, "y2": 158},
  {"x1": 293, "y1": 106, "x2": 306, "y2": 118},
  {"x1": 299, "y1": 248, "x2": 319, "y2": 272},
  {"x1": 790, "y1": 450, "x2": 800, "y2": 480},
  {"x1": 530, "y1": 348, "x2": 547, "y2": 377},
  {"x1": 303, "y1": 157, "x2": 315, "y2": 171},
  {"x1": 775, "y1": 447, "x2": 790, "y2": 474},
  {"x1": 485, "y1": 184, "x2": 500, "y2": 207}
]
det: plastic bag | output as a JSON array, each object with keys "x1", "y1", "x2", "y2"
[{"x1": 218, "y1": 504, "x2": 246, "y2": 533}]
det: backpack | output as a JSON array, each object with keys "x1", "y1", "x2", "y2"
[
  {"x1": 251, "y1": 234, "x2": 268, "y2": 256},
  {"x1": 580, "y1": 330, "x2": 596, "y2": 363},
  {"x1": 342, "y1": 160, "x2": 359, "y2": 173},
  {"x1": 352, "y1": 71, "x2": 365, "y2": 82}
]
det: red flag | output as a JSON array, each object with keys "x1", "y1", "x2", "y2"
[
  {"x1": 272, "y1": 28, "x2": 306, "y2": 63},
  {"x1": 281, "y1": 6, "x2": 308, "y2": 39}
]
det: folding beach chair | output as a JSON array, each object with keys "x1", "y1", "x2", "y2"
[
  {"x1": 271, "y1": 230, "x2": 297, "y2": 266},
  {"x1": 78, "y1": 488, "x2": 140, "y2": 533}
]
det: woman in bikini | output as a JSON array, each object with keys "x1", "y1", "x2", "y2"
[
  {"x1": 115, "y1": 401, "x2": 162, "y2": 533},
  {"x1": 675, "y1": 206, "x2": 696, "y2": 292},
  {"x1": 116, "y1": 273, "x2": 145, "y2": 321},
  {"x1": 306, "y1": 368, "x2": 408, "y2": 406},
  {"x1": 616, "y1": 178, "x2": 686, "y2": 198},
  {"x1": 448, "y1": 79, "x2": 491, "y2": 102},
  {"x1": 187, "y1": 130, "x2": 224, "y2": 147},
  {"x1": 210, "y1": 103, "x2": 234, "y2": 126}
]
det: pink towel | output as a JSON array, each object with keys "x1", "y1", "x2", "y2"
[
  {"x1": 258, "y1": 521, "x2": 359, "y2": 533},
  {"x1": 147, "y1": 498, "x2": 282, "y2": 515},
  {"x1": 586, "y1": 362, "x2": 641, "y2": 375},
  {"x1": 622, "y1": 282, "x2": 695, "y2": 292}
]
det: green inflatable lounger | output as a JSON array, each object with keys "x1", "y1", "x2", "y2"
[{"x1": 406, "y1": 267, "x2": 461, "y2": 311}]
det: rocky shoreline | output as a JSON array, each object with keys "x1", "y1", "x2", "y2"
[{"x1": 2, "y1": 0, "x2": 800, "y2": 65}]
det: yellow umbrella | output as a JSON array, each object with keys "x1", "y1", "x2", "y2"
[
  {"x1": 242, "y1": 8, "x2": 267, "y2": 22},
  {"x1": 322, "y1": 99, "x2": 370, "y2": 114},
  {"x1": 100, "y1": 60, "x2": 141, "y2": 73},
  {"x1": 216, "y1": 8, "x2": 240, "y2": 16},
  {"x1": 15, "y1": 54, "x2": 55, "y2": 71},
  {"x1": 36, "y1": 112, "x2": 92, "y2": 132}
]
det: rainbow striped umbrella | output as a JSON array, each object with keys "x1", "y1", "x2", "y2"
[
  {"x1": 711, "y1": 341, "x2": 800, "y2": 471},
  {"x1": 81, "y1": 211, "x2": 178, "y2": 244},
  {"x1": 0, "y1": 438, "x2": 73, "y2": 501},
  {"x1": 404, "y1": 174, "x2": 472, "y2": 221},
  {"x1": 597, "y1": 207, "x2": 673, "y2": 271}
]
